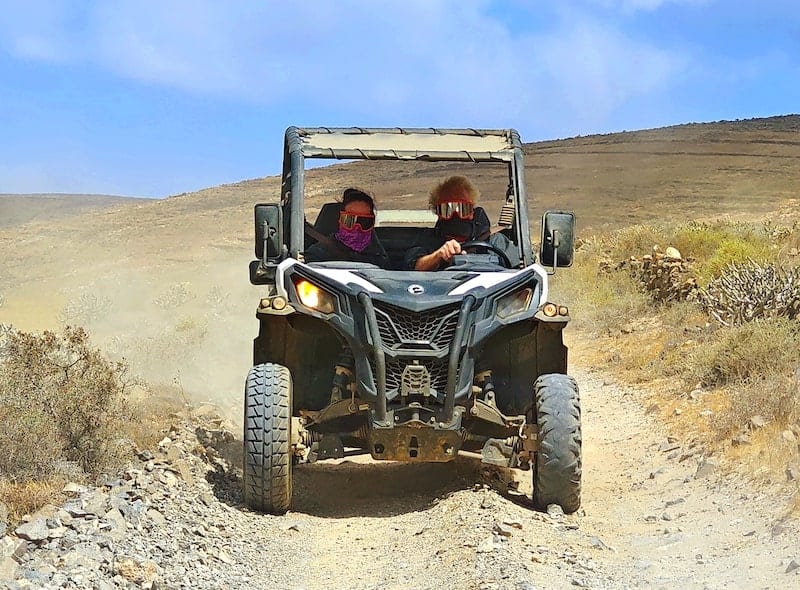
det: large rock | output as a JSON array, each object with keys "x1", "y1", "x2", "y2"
[
  {"x1": 695, "y1": 457, "x2": 720, "y2": 479},
  {"x1": 664, "y1": 246, "x2": 682, "y2": 260},
  {"x1": 0, "y1": 537, "x2": 25, "y2": 581},
  {"x1": 115, "y1": 558, "x2": 159, "y2": 585},
  {"x1": 15, "y1": 518, "x2": 50, "y2": 542},
  {"x1": 0, "y1": 556, "x2": 19, "y2": 582}
]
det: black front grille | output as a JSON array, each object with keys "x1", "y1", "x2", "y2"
[
  {"x1": 373, "y1": 302, "x2": 460, "y2": 350},
  {"x1": 386, "y1": 358, "x2": 449, "y2": 397},
  {"x1": 369, "y1": 357, "x2": 451, "y2": 400}
]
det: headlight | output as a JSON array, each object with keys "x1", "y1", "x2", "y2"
[
  {"x1": 496, "y1": 287, "x2": 533, "y2": 319},
  {"x1": 293, "y1": 278, "x2": 336, "y2": 314}
]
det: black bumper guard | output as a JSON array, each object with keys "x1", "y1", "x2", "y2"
[{"x1": 359, "y1": 291, "x2": 476, "y2": 426}]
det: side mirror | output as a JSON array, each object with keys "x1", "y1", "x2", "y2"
[
  {"x1": 249, "y1": 259, "x2": 274, "y2": 285},
  {"x1": 254, "y1": 203, "x2": 283, "y2": 262},
  {"x1": 540, "y1": 211, "x2": 575, "y2": 270}
]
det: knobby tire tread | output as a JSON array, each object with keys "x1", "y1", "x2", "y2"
[
  {"x1": 533, "y1": 373, "x2": 582, "y2": 513},
  {"x1": 243, "y1": 363, "x2": 292, "y2": 514}
]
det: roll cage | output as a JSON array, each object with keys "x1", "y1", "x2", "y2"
[{"x1": 277, "y1": 126, "x2": 535, "y2": 266}]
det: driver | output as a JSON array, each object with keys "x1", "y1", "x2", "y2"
[{"x1": 404, "y1": 175, "x2": 519, "y2": 270}]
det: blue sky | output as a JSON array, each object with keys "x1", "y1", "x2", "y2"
[{"x1": 0, "y1": 0, "x2": 798, "y2": 198}]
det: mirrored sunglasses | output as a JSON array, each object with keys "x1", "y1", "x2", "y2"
[
  {"x1": 339, "y1": 212, "x2": 375, "y2": 230},
  {"x1": 437, "y1": 200, "x2": 474, "y2": 220}
]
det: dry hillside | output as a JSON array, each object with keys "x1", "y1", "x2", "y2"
[{"x1": 0, "y1": 194, "x2": 148, "y2": 229}]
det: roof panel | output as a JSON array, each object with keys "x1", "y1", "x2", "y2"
[{"x1": 300, "y1": 130, "x2": 516, "y2": 161}]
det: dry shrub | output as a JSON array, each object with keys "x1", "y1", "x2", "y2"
[
  {"x1": 0, "y1": 479, "x2": 64, "y2": 527},
  {"x1": 153, "y1": 282, "x2": 195, "y2": 309},
  {"x1": 617, "y1": 331, "x2": 668, "y2": 380},
  {"x1": 58, "y1": 292, "x2": 112, "y2": 326},
  {"x1": 659, "y1": 299, "x2": 708, "y2": 330},
  {"x1": 698, "y1": 260, "x2": 800, "y2": 326},
  {"x1": 205, "y1": 285, "x2": 230, "y2": 313},
  {"x1": 709, "y1": 375, "x2": 798, "y2": 440},
  {"x1": 673, "y1": 221, "x2": 775, "y2": 284},
  {"x1": 0, "y1": 326, "x2": 132, "y2": 481},
  {"x1": 689, "y1": 318, "x2": 800, "y2": 387},
  {"x1": 702, "y1": 239, "x2": 773, "y2": 283},
  {"x1": 628, "y1": 302, "x2": 710, "y2": 380},
  {"x1": 0, "y1": 404, "x2": 63, "y2": 480},
  {"x1": 554, "y1": 247, "x2": 651, "y2": 334},
  {"x1": 762, "y1": 218, "x2": 800, "y2": 252},
  {"x1": 609, "y1": 224, "x2": 669, "y2": 260},
  {"x1": 673, "y1": 221, "x2": 751, "y2": 259}
]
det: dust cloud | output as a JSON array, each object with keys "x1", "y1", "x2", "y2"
[
  {"x1": 71, "y1": 258, "x2": 258, "y2": 427},
  {"x1": 0, "y1": 244, "x2": 260, "y2": 428}
]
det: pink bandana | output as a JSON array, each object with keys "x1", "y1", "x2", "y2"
[{"x1": 335, "y1": 226, "x2": 373, "y2": 252}]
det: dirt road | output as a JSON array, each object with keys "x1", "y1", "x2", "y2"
[
  {"x1": 236, "y1": 363, "x2": 799, "y2": 590},
  {"x1": 6, "y1": 351, "x2": 798, "y2": 590}
]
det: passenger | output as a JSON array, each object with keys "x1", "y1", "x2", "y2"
[
  {"x1": 305, "y1": 188, "x2": 389, "y2": 404},
  {"x1": 404, "y1": 175, "x2": 520, "y2": 270},
  {"x1": 305, "y1": 188, "x2": 389, "y2": 268}
]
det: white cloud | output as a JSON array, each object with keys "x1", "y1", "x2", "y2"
[
  {"x1": 528, "y1": 19, "x2": 687, "y2": 131},
  {"x1": 0, "y1": 1, "x2": 690, "y2": 137}
]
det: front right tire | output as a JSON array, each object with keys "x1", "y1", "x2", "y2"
[
  {"x1": 243, "y1": 363, "x2": 293, "y2": 514},
  {"x1": 532, "y1": 373, "x2": 582, "y2": 513}
]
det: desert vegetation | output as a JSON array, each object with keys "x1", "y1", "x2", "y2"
[
  {"x1": 559, "y1": 216, "x2": 800, "y2": 487},
  {"x1": 0, "y1": 325, "x2": 180, "y2": 525}
]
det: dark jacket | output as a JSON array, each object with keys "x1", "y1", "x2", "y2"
[
  {"x1": 403, "y1": 207, "x2": 520, "y2": 270},
  {"x1": 305, "y1": 233, "x2": 389, "y2": 268}
]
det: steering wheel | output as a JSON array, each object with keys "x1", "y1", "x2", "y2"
[{"x1": 459, "y1": 240, "x2": 513, "y2": 269}]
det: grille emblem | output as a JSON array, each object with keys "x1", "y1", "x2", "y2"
[{"x1": 407, "y1": 284, "x2": 425, "y2": 295}]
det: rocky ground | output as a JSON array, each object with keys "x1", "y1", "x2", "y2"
[{"x1": 1, "y1": 363, "x2": 799, "y2": 590}]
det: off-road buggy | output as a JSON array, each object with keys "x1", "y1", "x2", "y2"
[{"x1": 245, "y1": 127, "x2": 580, "y2": 514}]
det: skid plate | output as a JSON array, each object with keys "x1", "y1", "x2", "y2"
[{"x1": 369, "y1": 424, "x2": 461, "y2": 462}]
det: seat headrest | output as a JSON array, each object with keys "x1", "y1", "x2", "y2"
[
  {"x1": 314, "y1": 202, "x2": 344, "y2": 236},
  {"x1": 473, "y1": 207, "x2": 491, "y2": 236}
]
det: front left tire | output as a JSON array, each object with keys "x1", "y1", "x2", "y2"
[{"x1": 243, "y1": 363, "x2": 293, "y2": 514}]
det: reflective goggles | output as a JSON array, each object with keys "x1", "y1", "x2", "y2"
[
  {"x1": 339, "y1": 212, "x2": 375, "y2": 231},
  {"x1": 436, "y1": 200, "x2": 474, "y2": 220}
]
